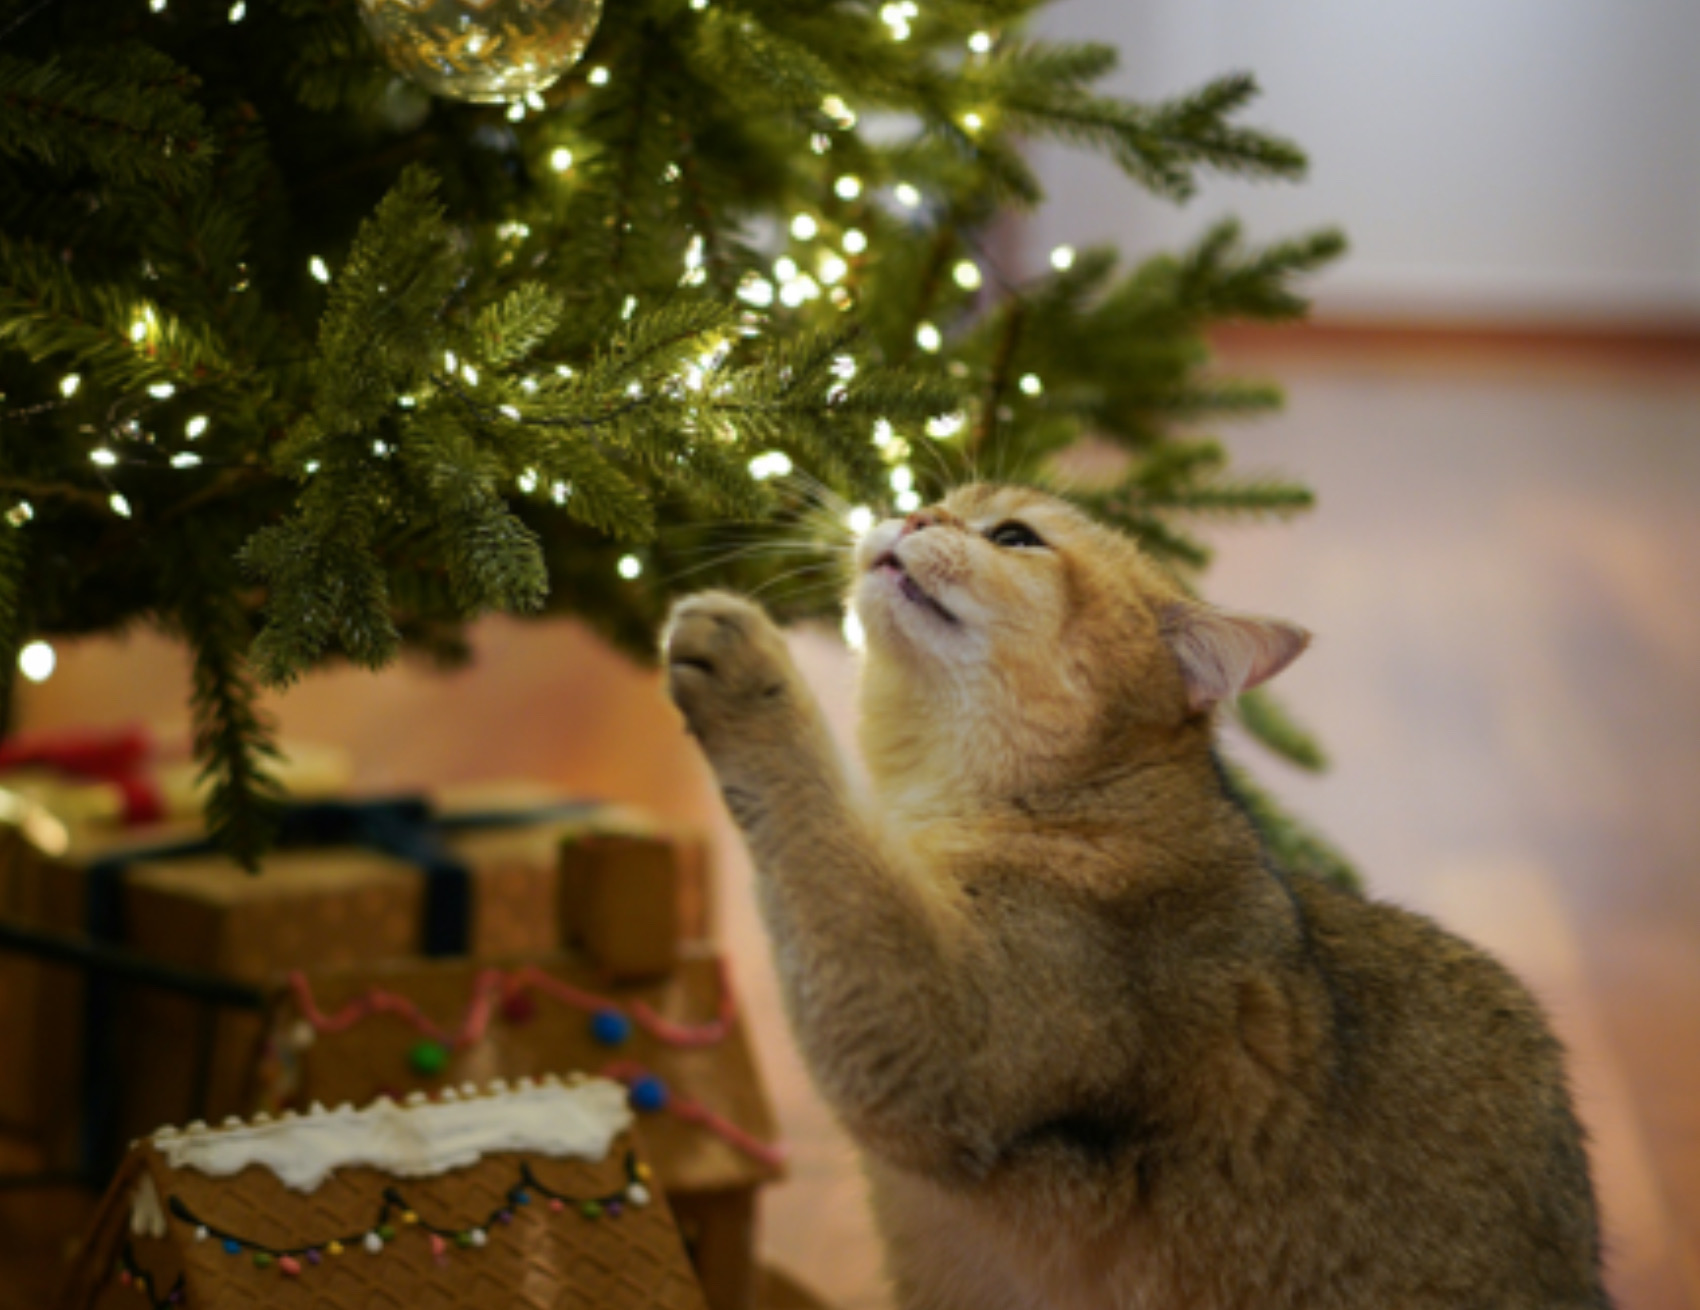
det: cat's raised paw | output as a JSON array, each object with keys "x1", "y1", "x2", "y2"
[{"x1": 663, "y1": 592, "x2": 797, "y2": 740}]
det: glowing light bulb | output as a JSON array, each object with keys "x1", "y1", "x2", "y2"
[
  {"x1": 60, "y1": 374, "x2": 80, "y2": 398},
  {"x1": 525, "y1": 92, "x2": 546, "y2": 112},
  {"x1": 915, "y1": 322, "x2": 942, "y2": 353},
  {"x1": 130, "y1": 320, "x2": 147, "y2": 343},
  {"x1": 186, "y1": 415, "x2": 208, "y2": 438},
  {"x1": 18, "y1": 641, "x2": 55, "y2": 683},
  {"x1": 738, "y1": 277, "x2": 775, "y2": 308},
  {"x1": 109, "y1": 493, "x2": 132, "y2": 518},
  {"x1": 500, "y1": 405, "x2": 521, "y2": 420},
  {"x1": 462, "y1": 364, "x2": 479, "y2": 386},
  {"x1": 791, "y1": 214, "x2": 819, "y2": 240},
  {"x1": 926, "y1": 411, "x2": 965, "y2": 438},
  {"x1": 842, "y1": 609, "x2": 865, "y2": 652},
  {"x1": 518, "y1": 470, "x2": 539, "y2": 494},
  {"x1": 968, "y1": 31, "x2": 993, "y2": 53},
  {"x1": 1050, "y1": 244, "x2": 1076, "y2": 271},
  {"x1": 962, "y1": 112, "x2": 983, "y2": 133},
  {"x1": 90, "y1": 449, "x2": 117, "y2": 467},
  {"x1": 617, "y1": 555, "x2": 642, "y2": 579},
  {"x1": 895, "y1": 489, "x2": 921, "y2": 513},
  {"x1": 894, "y1": 183, "x2": 921, "y2": 209},
  {"x1": 835, "y1": 175, "x2": 862, "y2": 200},
  {"x1": 821, "y1": 95, "x2": 856, "y2": 128},
  {"x1": 952, "y1": 261, "x2": 981, "y2": 290},
  {"x1": 171, "y1": 452, "x2": 201, "y2": 469},
  {"x1": 842, "y1": 228, "x2": 867, "y2": 255},
  {"x1": 846, "y1": 506, "x2": 875, "y2": 536},
  {"x1": 749, "y1": 452, "x2": 794, "y2": 480},
  {"x1": 551, "y1": 147, "x2": 574, "y2": 173},
  {"x1": 588, "y1": 66, "x2": 610, "y2": 86},
  {"x1": 309, "y1": 257, "x2": 330, "y2": 284},
  {"x1": 890, "y1": 465, "x2": 914, "y2": 492},
  {"x1": 1019, "y1": 373, "x2": 1043, "y2": 396},
  {"x1": 774, "y1": 257, "x2": 800, "y2": 283},
  {"x1": 819, "y1": 253, "x2": 848, "y2": 284},
  {"x1": 147, "y1": 383, "x2": 175, "y2": 399},
  {"x1": 228, "y1": 0, "x2": 244, "y2": 20}
]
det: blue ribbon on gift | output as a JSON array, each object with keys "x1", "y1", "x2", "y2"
[{"x1": 75, "y1": 794, "x2": 604, "y2": 1182}]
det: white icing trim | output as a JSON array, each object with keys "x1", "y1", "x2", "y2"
[
  {"x1": 130, "y1": 1173, "x2": 168, "y2": 1238},
  {"x1": 155, "y1": 1079, "x2": 632, "y2": 1193}
]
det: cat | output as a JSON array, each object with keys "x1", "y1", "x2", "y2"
[{"x1": 663, "y1": 482, "x2": 1611, "y2": 1310}]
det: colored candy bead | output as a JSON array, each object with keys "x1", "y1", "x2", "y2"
[
  {"x1": 378, "y1": 1224, "x2": 397, "y2": 1241},
  {"x1": 548, "y1": 1198, "x2": 564, "y2": 1213},
  {"x1": 456, "y1": 1231, "x2": 475, "y2": 1248},
  {"x1": 193, "y1": 1226, "x2": 208, "y2": 1242},
  {"x1": 402, "y1": 1210, "x2": 419, "y2": 1225},
  {"x1": 306, "y1": 1249, "x2": 322, "y2": 1265},
  {"x1": 635, "y1": 1161, "x2": 654, "y2": 1182},
  {"x1": 364, "y1": 1232, "x2": 383, "y2": 1254},
  {"x1": 429, "y1": 1234, "x2": 447, "y2": 1259},
  {"x1": 119, "y1": 1271, "x2": 133, "y2": 1287},
  {"x1": 470, "y1": 1228, "x2": 487, "y2": 1248},
  {"x1": 497, "y1": 1210, "x2": 513, "y2": 1225},
  {"x1": 408, "y1": 1040, "x2": 449, "y2": 1076},
  {"x1": 511, "y1": 1188, "x2": 530, "y2": 1206},
  {"x1": 580, "y1": 1201, "x2": 602, "y2": 1219},
  {"x1": 223, "y1": 1239, "x2": 242, "y2": 1255},
  {"x1": 326, "y1": 1241, "x2": 344, "y2": 1257},
  {"x1": 606, "y1": 1201, "x2": 623, "y2": 1218},
  {"x1": 628, "y1": 1075, "x2": 668, "y2": 1112},
  {"x1": 627, "y1": 1183, "x2": 651, "y2": 1206},
  {"x1": 252, "y1": 1252, "x2": 274, "y2": 1270},
  {"x1": 278, "y1": 1256, "x2": 301, "y2": 1277},
  {"x1": 591, "y1": 1009, "x2": 631, "y2": 1046}
]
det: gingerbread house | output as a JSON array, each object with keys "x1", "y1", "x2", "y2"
[
  {"x1": 57, "y1": 1076, "x2": 706, "y2": 1310},
  {"x1": 252, "y1": 946, "x2": 784, "y2": 1310}
]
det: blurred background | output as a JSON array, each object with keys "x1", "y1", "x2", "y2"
[{"x1": 16, "y1": 2, "x2": 1700, "y2": 1307}]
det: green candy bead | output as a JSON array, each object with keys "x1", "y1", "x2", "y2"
[
  {"x1": 252, "y1": 1252, "x2": 274, "y2": 1269},
  {"x1": 580, "y1": 1201, "x2": 602, "y2": 1219},
  {"x1": 408, "y1": 1040, "x2": 449, "y2": 1076}
]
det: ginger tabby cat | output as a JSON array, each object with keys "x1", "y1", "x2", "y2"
[{"x1": 663, "y1": 484, "x2": 1610, "y2": 1310}]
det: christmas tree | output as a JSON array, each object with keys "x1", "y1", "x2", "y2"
[{"x1": 0, "y1": 0, "x2": 1347, "y2": 877}]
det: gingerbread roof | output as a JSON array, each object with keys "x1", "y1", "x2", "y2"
[{"x1": 58, "y1": 1078, "x2": 707, "y2": 1310}]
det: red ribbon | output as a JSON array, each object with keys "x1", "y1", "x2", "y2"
[{"x1": 0, "y1": 724, "x2": 165, "y2": 824}]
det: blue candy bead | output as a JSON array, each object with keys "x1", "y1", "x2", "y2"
[
  {"x1": 590, "y1": 1009, "x2": 632, "y2": 1046},
  {"x1": 628, "y1": 1075, "x2": 669, "y2": 1112},
  {"x1": 222, "y1": 1239, "x2": 242, "y2": 1256}
]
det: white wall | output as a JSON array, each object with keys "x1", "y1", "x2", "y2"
[{"x1": 1030, "y1": 0, "x2": 1700, "y2": 325}]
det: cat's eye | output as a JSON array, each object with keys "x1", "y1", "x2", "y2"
[{"x1": 987, "y1": 521, "x2": 1046, "y2": 550}]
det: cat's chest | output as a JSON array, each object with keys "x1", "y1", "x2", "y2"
[{"x1": 868, "y1": 1159, "x2": 1186, "y2": 1310}]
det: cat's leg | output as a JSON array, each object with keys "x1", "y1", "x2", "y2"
[{"x1": 663, "y1": 592, "x2": 987, "y2": 1153}]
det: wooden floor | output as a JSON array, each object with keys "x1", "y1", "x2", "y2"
[{"x1": 17, "y1": 333, "x2": 1700, "y2": 1308}]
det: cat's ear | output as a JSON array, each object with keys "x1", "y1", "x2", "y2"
[{"x1": 1160, "y1": 601, "x2": 1310, "y2": 711}]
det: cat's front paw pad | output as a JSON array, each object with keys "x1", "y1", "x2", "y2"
[{"x1": 663, "y1": 592, "x2": 796, "y2": 736}]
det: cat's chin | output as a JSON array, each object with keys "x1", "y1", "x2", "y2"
[{"x1": 861, "y1": 567, "x2": 959, "y2": 638}]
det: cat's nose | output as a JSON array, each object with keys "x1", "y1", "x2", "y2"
[{"x1": 902, "y1": 506, "x2": 964, "y2": 536}]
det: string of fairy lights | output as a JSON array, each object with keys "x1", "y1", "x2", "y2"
[{"x1": 2, "y1": 2, "x2": 1080, "y2": 684}]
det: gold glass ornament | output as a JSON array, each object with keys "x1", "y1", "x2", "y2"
[{"x1": 359, "y1": 0, "x2": 604, "y2": 104}]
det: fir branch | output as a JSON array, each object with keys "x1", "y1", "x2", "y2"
[
  {"x1": 308, "y1": 164, "x2": 460, "y2": 436},
  {"x1": 163, "y1": 529, "x2": 285, "y2": 870},
  {"x1": 1235, "y1": 688, "x2": 1329, "y2": 772},
  {"x1": 0, "y1": 46, "x2": 211, "y2": 189},
  {"x1": 0, "y1": 512, "x2": 26, "y2": 735}
]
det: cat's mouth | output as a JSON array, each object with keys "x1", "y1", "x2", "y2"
[{"x1": 872, "y1": 551, "x2": 957, "y2": 624}]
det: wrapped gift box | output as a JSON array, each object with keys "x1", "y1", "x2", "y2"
[{"x1": 0, "y1": 781, "x2": 711, "y2": 1182}]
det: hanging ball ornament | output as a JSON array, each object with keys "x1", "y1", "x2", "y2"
[{"x1": 358, "y1": 0, "x2": 604, "y2": 104}]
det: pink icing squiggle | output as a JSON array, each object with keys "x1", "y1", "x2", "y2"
[
  {"x1": 285, "y1": 958, "x2": 737, "y2": 1051},
  {"x1": 601, "y1": 1060, "x2": 788, "y2": 1171}
]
